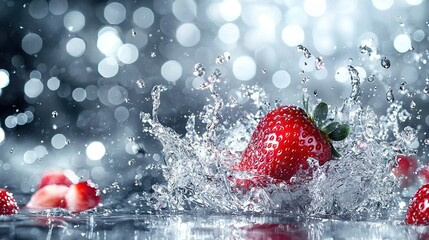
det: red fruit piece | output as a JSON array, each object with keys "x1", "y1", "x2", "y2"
[
  {"x1": 0, "y1": 188, "x2": 19, "y2": 215},
  {"x1": 65, "y1": 181, "x2": 101, "y2": 213},
  {"x1": 391, "y1": 155, "x2": 418, "y2": 188},
  {"x1": 236, "y1": 104, "x2": 349, "y2": 184},
  {"x1": 39, "y1": 170, "x2": 77, "y2": 189},
  {"x1": 406, "y1": 184, "x2": 429, "y2": 225},
  {"x1": 419, "y1": 165, "x2": 429, "y2": 184},
  {"x1": 26, "y1": 185, "x2": 69, "y2": 209}
]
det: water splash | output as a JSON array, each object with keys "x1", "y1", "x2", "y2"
[
  {"x1": 140, "y1": 63, "x2": 415, "y2": 219},
  {"x1": 297, "y1": 45, "x2": 312, "y2": 58}
]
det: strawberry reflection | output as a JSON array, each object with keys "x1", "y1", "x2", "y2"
[{"x1": 239, "y1": 223, "x2": 307, "y2": 240}]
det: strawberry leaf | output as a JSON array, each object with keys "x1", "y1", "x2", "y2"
[
  {"x1": 329, "y1": 142, "x2": 341, "y2": 158},
  {"x1": 328, "y1": 124, "x2": 350, "y2": 141},
  {"x1": 322, "y1": 122, "x2": 339, "y2": 134},
  {"x1": 313, "y1": 102, "x2": 328, "y2": 126}
]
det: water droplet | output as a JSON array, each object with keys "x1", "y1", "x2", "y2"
[
  {"x1": 51, "y1": 111, "x2": 58, "y2": 118},
  {"x1": 193, "y1": 63, "x2": 206, "y2": 77},
  {"x1": 302, "y1": 77, "x2": 309, "y2": 83},
  {"x1": 424, "y1": 138, "x2": 429, "y2": 145},
  {"x1": 381, "y1": 57, "x2": 391, "y2": 69},
  {"x1": 125, "y1": 98, "x2": 130, "y2": 103},
  {"x1": 9, "y1": 148, "x2": 14, "y2": 154},
  {"x1": 315, "y1": 57, "x2": 325, "y2": 70},
  {"x1": 423, "y1": 85, "x2": 429, "y2": 95},
  {"x1": 128, "y1": 159, "x2": 136, "y2": 166},
  {"x1": 128, "y1": 137, "x2": 135, "y2": 142},
  {"x1": 131, "y1": 29, "x2": 137, "y2": 37},
  {"x1": 215, "y1": 52, "x2": 231, "y2": 64},
  {"x1": 398, "y1": 81, "x2": 407, "y2": 94},
  {"x1": 386, "y1": 89, "x2": 394, "y2": 103},
  {"x1": 150, "y1": 52, "x2": 156, "y2": 58},
  {"x1": 136, "y1": 79, "x2": 145, "y2": 89},
  {"x1": 261, "y1": 68, "x2": 267, "y2": 74},
  {"x1": 313, "y1": 89, "x2": 318, "y2": 96},
  {"x1": 410, "y1": 100, "x2": 416, "y2": 109},
  {"x1": 297, "y1": 45, "x2": 312, "y2": 58},
  {"x1": 367, "y1": 74, "x2": 375, "y2": 82}
]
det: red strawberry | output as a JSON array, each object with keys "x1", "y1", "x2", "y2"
[
  {"x1": 391, "y1": 155, "x2": 418, "y2": 188},
  {"x1": 0, "y1": 188, "x2": 19, "y2": 215},
  {"x1": 26, "y1": 185, "x2": 69, "y2": 209},
  {"x1": 235, "y1": 102, "x2": 349, "y2": 185},
  {"x1": 65, "y1": 181, "x2": 101, "y2": 213},
  {"x1": 39, "y1": 170, "x2": 77, "y2": 189},
  {"x1": 419, "y1": 165, "x2": 429, "y2": 184},
  {"x1": 406, "y1": 184, "x2": 429, "y2": 225}
]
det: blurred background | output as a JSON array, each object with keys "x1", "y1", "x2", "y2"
[{"x1": 0, "y1": 0, "x2": 428, "y2": 203}]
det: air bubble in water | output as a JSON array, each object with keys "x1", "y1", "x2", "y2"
[
  {"x1": 381, "y1": 57, "x2": 391, "y2": 69},
  {"x1": 193, "y1": 63, "x2": 206, "y2": 77},
  {"x1": 297, "y1": 44, "x2": 312, "y2": 58},
  {"x1": 51, "y1": 111, "x2": 58, "y2": 118},
  {"x1": 136, "y1": 79, "x2": 145, "y2": 89},
  {"x1": 315, "y1": 57, "x2": 324, "y2": 70},
  {"x1": 386, "y1": 89, "x2": 394, "y2": 103}
]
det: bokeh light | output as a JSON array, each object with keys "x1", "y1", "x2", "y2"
[
  {"x1": 86, "y1": 141, "x2": 106, "y2": 161},
  {"x1": 63, "y1": 10, "x2": 85, "y2": 32}
]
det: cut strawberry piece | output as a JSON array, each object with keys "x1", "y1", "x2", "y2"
[
  {"x1": 0, "y1": 188, "x2": 19, "y2": 215},
  {"x1": 26, "y1": 185, "x2": 69, "y2": 209},
  {"x1": 65, "y1": 181, "x2": 101, "y2": 213},
  {"x1": 39, "y1": 170, "x2": 78, "y2": 189},
  {"x1": 391, "y1": 155, "x2": 418, "y2": 188},
  {"x1": 406, "y1": 184, "x2": 429, "y2": 225}
]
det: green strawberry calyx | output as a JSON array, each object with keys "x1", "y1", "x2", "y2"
[{"x1": 303, "y1": 97, "x2": 350, "y2": 158}]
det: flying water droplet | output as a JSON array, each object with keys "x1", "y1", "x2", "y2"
[
  {"x1": 410, "y1": 100, "x2": 416, "y2": 109},
  {"x1": 302, "y1": 77, "x2": 310, "y2": 83},
  {"x1": 297, "y1": 45, "x2": 312, "y2": 58},
  {"x1": 381, "y1": 57, "x2": 391, "y2": 69},
  {"x1": 215, "y1": 52, "x2": 231, "y2": 64},
  {"x1": 261, "y1": 68, "x2": 267, "y2": 74},
  {"x1": 131, "y1": 29, "x2": 137, "y2": 37},
  {"x1": 398, "y1": 81, "x2": 407, "y2": 95},
  {"x1": 367, "y1": 74, "x2": 375, "y2": 82},
  {"x1": 193, "y1": 63, "x2": 206, "y2": 77},
  {"x1": 315, "y1": 57, "x2": 325, "y2": 70},
  {"x1": 423, "y1": 85, "x2": 429, "y2": 95},
  {"x1": 51, "y1": 111, "x2": 58, "y2": 118},
  {"x1": 386, "y1": 89, "x2": 394, "y2": 103},
  {"x1": 424, "y1": 138, "x2": 429, "y2": 145},
  {"x1": 150, "y1": 52, "x2": 156, "y2": 58},
  {"x1": 136, "y1": 79, "x2": 145, "y2": 89}
]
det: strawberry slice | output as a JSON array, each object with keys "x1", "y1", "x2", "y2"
[
  {"x1": 39, "y1": 170, "x2": 78, "y2": 189},
  {"x1": 0, "y1": 188, "x2": 19, "y2": 215},
  {"x1": 406, "y1": 184, "x2": 429, "y2": 225},
  {"x1": 391, "y1": 155, "x2": 418, "y2": 188},
  {"x1": 26, "y1": 185, "x2": 69, "y2": 209},
  {"x1": 65, "y1": 181, "x2": 101, "y2": 213}
]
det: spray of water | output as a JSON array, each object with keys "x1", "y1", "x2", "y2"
[{"x1": 140, "y1": 63, "x2": 416, "y2": 219}]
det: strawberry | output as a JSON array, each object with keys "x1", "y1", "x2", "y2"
[
  {"x1": 391, "y1": 155, "x2": 418, "y2": 188},
  {"x1": 419, "y1": 165, "x2": 429, "y2": 184},
  {"x1": 65, "y1": 181, "x2": 101, "y2": 213},
  {"x1": 406, "y1": 184, "x2": 429, "y2": 225},
  {"x1": 26, "y1": 185, "x2": 69, "y2": 209},
  {"x1": 235, "y1": 101, "x2": 349, "y2": 185},
  {"x1": 0, "y1": 188, "x2": 19, "y2": 215},
  {"x1": 39, "y1": 170, "x2": 78, "y2": 189}
]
